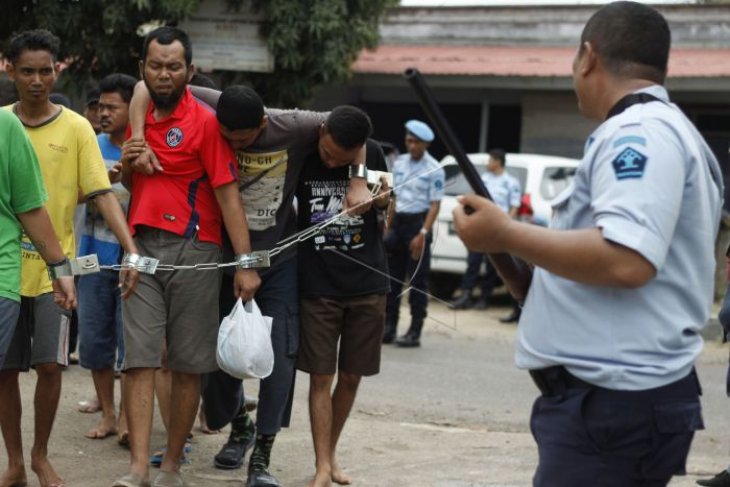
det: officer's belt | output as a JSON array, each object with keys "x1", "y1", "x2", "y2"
[{"x1": 529, "y1": 366, "x2": 593, "y2": 397}]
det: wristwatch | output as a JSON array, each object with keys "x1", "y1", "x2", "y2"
[
  {"x1": 419, "y1": 228, "x2": 429, "y2": 236},
  {"x1": 348, "y1": 164, "x2": 368, "y2": 179}
]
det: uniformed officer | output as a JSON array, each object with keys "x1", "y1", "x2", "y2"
[
  {"x1": 383, "y1": 120, "x2": 445, "y2": 347},
  {"x1": 449, "y1": 148, "x2": 522, "y2": 313},
  {"x1": 454, "y1": 2, "x2": 723, "y2": 485}
]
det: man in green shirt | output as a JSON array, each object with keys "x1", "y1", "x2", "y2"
[{"x1": 0, "y1": 108, "x2": 76, "y2": 486}]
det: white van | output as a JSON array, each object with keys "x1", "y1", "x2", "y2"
[{"x1": 428, "y1": 153, "x2": 580, "y2": 298}]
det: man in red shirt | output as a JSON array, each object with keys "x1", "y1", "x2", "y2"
[{"x1": 114, "y1": 27, "x2": 260, "y2": 487}]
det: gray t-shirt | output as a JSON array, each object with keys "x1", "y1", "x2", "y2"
[{"x1": 232, "y1": 108, "x2": 326, "y2": 265}]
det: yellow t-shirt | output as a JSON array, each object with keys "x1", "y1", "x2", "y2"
[{"x1": 3, "y1": 105, "x2": 112, "y2": 297}]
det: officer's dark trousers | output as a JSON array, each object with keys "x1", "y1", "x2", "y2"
[
  {"x1": 460, "y1": 251, "x2": 499, "y2": 297},
  {"x1": 385, "y1": 212, "x2": 430, "y2": 326},
  {"x1": 203, "y1": 257, "x2": 299, "y2": 435},
  {"x1": 530, "y1": 368, "x2": 703, "y2": 487}
]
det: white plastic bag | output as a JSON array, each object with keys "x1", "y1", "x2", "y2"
[{"x1": 216, "y1": 298, "x2": 274, "y2": 380}]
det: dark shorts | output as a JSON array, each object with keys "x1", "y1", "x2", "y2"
[
  {"x1": 530, "y1": 369, "x2": 703, "y2": 487},
  {"x1": 122, "y1": 227, "x2": 221, "y2": 374},
  {"x1": 2, "y1": 293, "x2": 71, "y2": 370},
  {"x1": 297, "y1": 294, "x2": 385, "y2": 376},
  {"x1": 78, "y1": 270, "x2": 124, "y2": 370},
  {"x1": 0, "y1": 297, "x2": 21, "y2": 367}
]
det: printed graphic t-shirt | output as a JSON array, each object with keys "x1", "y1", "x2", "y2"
[
  {"x1": 3, "y1": 105, "x2": 112, "y2": 297},
  {"x1": 0, "y1": 110, "x2": 48, "y2": 302},
  {"x1": 297, "y1": 139, "x2": 390, "y2": 298}
]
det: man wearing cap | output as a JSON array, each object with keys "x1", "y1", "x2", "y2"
[
  {"x1": 84, "y1": 88, "x2": 102, "y2": 134},
  {"x1": 383, "y1": 120, "x2": 445, "y2": 347}
]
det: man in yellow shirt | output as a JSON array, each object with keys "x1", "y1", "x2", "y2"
[{"x1": 0, "y1": 29, "x2": 139, "y2": 487}]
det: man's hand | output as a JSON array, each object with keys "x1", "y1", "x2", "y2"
[
  {"x1": 122, "y1": 138, "x2": 163, "y2": 175},
  {"x1": 408, "y1": 232, "x2": 426, "y2": 260},
  {"x1": 343, "y1": 177, "x2": 372, "y2": 216},
  {"x1": 119, "y1": 268, "x2": 140, "y2": 299},
  {"x1": 373, "y1": 175, "x2": 391, "y2": 209},
  {"x1": 52, "y1": 276, "x2": 77, "y2": 310},
  {"x1": 453, "y1": 194, "x2": 512, "y2": 254},
  {"x1": 108, "y1": 162, "x2": 123, "y2": 184},
  {"x1": 234, "y1": 269, "x2": 261, "y2": 302}
]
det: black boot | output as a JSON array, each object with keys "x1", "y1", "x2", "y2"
[
  {"x1": 395, "y1": 319, "x2": 423, "y2": 348},
  {"x1": 449, "y1": 292, "x2": 472, "y2": 310},
  {"x1": 247, "y1": 434, "x2": 280, "y2": 487},
  {"x1": 382, "y1": 318, "x2": 397, "y2": 344},
  {"x1": 499, "y1": 306, "x2": 521, "y2": 324}
]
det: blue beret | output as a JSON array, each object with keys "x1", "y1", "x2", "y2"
[{"x1": 405, "y1": 119, "x2": 434, "y2": 143}]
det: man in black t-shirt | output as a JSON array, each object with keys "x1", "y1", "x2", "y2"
[{"x1": 296, "y1": 106, "x2": 390, "y2": 487}]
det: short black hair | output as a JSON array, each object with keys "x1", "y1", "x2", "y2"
[
  {"x1": 142, "y1": 26, "x2": 192, "y2": 66},
  {"x1": 217, "y1": 85, "x2": 265, "y2": 131},
  {"x1": 6, "y1": 29, "x2": 60, "y2": 64},
  {"x1": 49, "y1": 93, "x2": 71, "y2": 108},
  {"x1": 324, "y1": 106, "x2": 372, "y2": 151},
  {"x1": 488, "y1": 148, "x2": 506, "y2": 166},
  {"x1": 99, "y1": 73, "x2": 137, "y2": 104},
  {"x1": 581, "y1": 1, "x2": 670, "y2": 83}
]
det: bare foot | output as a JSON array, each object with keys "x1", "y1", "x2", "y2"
[
  {"x1": 331, "y1": 462, "x2": 352, "y2": 485},
  {"x1": 197, "y1": 407, "x2": 220, "y2": 434},
  {"x1": 307, "y1": 471, "x2": 332, "y2": 487},
  {"x1": 77, "y1": 398, "x2": 100, "y2": 414},
  {"x1": 84, "y1": 416, "x2": 117, "y2": 439},
  {"x1": 117, "y1": 414, "x2": 129, "y2": 447},
  {"x1": 30, "y1": 456, "x2": 63, "y2": 487},
  {"x1": 0, "y1": 464, "x2": 28, "y2": 487}
]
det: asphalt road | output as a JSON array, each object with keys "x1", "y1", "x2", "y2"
[{"x1": 1, "y1": 300, "x2": 728, "y2": 486}]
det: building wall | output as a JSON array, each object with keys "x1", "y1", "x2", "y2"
[{"x1": 520, "y1": 92, "x2": 595, "y2": 159}]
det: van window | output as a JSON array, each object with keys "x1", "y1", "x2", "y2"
[
  {"x1": 540, "y1": 166, "x2": 577, "y2": 200},
  {"x1": 443, "y1": 164, "x2": 527, "y2": 197}
]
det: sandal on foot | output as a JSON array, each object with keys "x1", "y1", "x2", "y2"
[
  {"x1": 214, "y1": 436, "x2": 255, "y2": 470},
  {"x1": 152, "y1": 471, "x2": 187, "y2": 487},
  {"x1": 112, "y1": 472, "x2": 150, "y2": 487},
  {"x1": 149, "y1": 443, "x2": 191, "y2": 468}
]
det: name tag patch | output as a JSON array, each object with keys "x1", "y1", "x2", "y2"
[{"x1": 612, "y1": 147, "x2": 647, "y2": 180}]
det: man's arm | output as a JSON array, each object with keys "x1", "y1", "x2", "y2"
[
  {"x1": 17, "y1": 207, "x2": 76, "y2": 309},
  {"x1": 409, "y1": 200, "x2": 440, "y2": 260},
  {"x1": 126, "y1": 81, "x2": 162, "y2": 174},
  {"x1": 343, "y1": 145, "x2": 372, "y2": 216},
  {"x1": 214, "y1": 182, "x2": 261, "y2": 301},
  {"x1": 453, "y1": 194, "x2": 655, "y2": 288},
  {"x1": 91, "y1": 191, "x2": 140, "y2": 298},
  {"x1": 189, "y1": 85, "x2": 222, "y2": 108}
]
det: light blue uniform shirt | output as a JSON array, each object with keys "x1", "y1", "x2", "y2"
[
  {"x1": 516, "y1": 85, "x2": 724, "y2": 390},
  {"x1": 482, "y1": 171, "x2": 521, "y2": 214},
  {"x1": 392, "y1": 151, "x2": 445, "y2": 214}
]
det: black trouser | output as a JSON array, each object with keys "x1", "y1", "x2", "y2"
[
  {"x1": 384, "y1": 212, "x2": 430, "y2": 329},
  {"x1": 529, "y1": 366, "x2": 703, "y2": 487}
]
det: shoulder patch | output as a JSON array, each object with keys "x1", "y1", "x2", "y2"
[{"x1": 612, "y1": 147, "x2": 647, "y2": 180}]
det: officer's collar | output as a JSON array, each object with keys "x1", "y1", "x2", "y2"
[{"x1": 605, "y1": 86, "x2": 667, "y2": 121}]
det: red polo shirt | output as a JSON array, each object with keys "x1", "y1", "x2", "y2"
[{"x1": 127, "y1": 88, "x2": 237, "y2": 245}]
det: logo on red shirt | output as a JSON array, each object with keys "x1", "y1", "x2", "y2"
[{"x1": 166, "y1": 127, "x2": 184, "y2": 148}]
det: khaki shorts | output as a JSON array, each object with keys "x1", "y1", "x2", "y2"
[
  {"x1": 122, "y1": 227, "x2": 221, "y2": 374},
  {"x1": 297, "y1": 294, "x2": 385, "y2": 376},
  {"x1": 2, "y1": 293, "x2": 71, "y2": 370}
]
